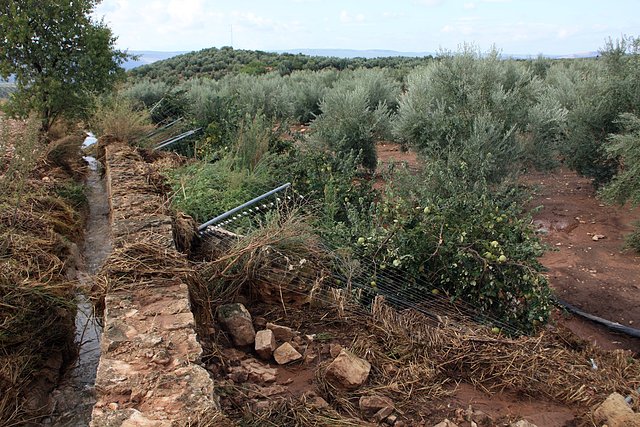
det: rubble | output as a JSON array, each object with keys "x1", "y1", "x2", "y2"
[{"x1": 325, "y1": 349, "x2": 371, "y2": 390}]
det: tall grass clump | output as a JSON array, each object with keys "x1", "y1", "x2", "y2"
[{"x1": 90, "y1": 94, "x2": 154, "y2": 143}]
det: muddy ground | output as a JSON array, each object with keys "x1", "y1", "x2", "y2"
[{"x1": 525, "y1": 168, "x2": 640, "y2": 354}]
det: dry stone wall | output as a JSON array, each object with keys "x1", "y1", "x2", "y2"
[{"x1": 91, "y1": 141, "x2": 219, "y2": 426}]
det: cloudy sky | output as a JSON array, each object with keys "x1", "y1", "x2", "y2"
[{"x1": 94, "y1": 0, "x2": 639, "y2": 55}]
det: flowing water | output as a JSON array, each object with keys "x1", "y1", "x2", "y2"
[{"x1": 46, "y1": 135, "x2": 111, "y2": 426}]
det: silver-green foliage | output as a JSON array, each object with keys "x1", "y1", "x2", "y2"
[
  {"x1": 394, "y1": 47, "x2": 566, "y2": 182},
  {"x1": 311, "y1": 83, "x2": 391, "y2": 171}
]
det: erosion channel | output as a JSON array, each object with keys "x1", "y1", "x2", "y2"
[{"x1": 49, "y1": 136, "x2": 111, "y2": 426}]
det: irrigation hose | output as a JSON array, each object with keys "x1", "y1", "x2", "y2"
[{"x1": 554, "y1": 297, "x2": 640, "y2": 339}]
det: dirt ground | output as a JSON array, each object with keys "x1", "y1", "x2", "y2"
[{"x1": 525, "y1": 168, "x2": 640, "y2": 354}]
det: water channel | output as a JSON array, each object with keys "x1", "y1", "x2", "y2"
[{"x1": 46, "y1": 134, "x2": 110, "y2": 426}]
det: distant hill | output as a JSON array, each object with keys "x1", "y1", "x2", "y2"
[
  {"x1": 276, "y1": 48, "x2": 434, "y2": 59},
  {"x1": 127, "y1": 47, "x2": 435, "y2": 82},
  {"x1": 123, "y1": 51, "x2": 188, "y2": 70}
]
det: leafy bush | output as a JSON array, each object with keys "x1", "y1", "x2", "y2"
[
  {"x1": 601, "y1": 113, "x2": 640, "y2": 251},
  {"x1": 394, "y1": 47, "x2": 563, "y2": 182},
  {"x1": 311, "y1": 84, "x2": 391, "y2": 171},
  {"x1": 123, "y1": 80, "x2": 170, "y2": 108},
  {"x1": 357, "y1": 162, "x2": 551, "y2": 332},
  {"x1": 553, "y1": 36, "x2": 640, "y2": 185}
]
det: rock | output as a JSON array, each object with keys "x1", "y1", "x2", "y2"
[
  {"x1": 359, "y1": 395, "x2": 395, "y2": 419},
  {"x1": 510, "y1": 421, "x2": 538, "y2": 427},
  {"x1": 374, "y1": 406, "x2": 394, "y2": 422},
  {"x1": 385, "y1": 414, "x2": 398, "y2": 425},
  {"x1": 325, "y1": 349, "x2": 371, "y2": 390},
  {"x1": 304, "y1": 392, "x2": 330, "y2": 410},
  {"x1": 434, "y1": 420, "x2": 459, "y2": 427},
  {"x1": 329, "y1": 343, "x2": 343, "y2": 358},
  {"x1": 255, "y1": 330, "x2": 277, "y2": 360},
  {"x1": 266, "y1": 323, "x2": 294, "y2": 342},
  {"x1": 229, "y1": 358, "x2": 277, "y2": 384},
  {"x1": 273, "y1": 342, "x2": 303, "y2": 365},
  {"x1": 594, "y1": 392, "x2": 640, "y2": 427},
  {"x1": 592, "y1": 234, "x2": 606, "y2": 241},
  {"x1": 254, "y1": 316, "x2": 267, "y2": 330},
  {"x1": 304, "y1": 351, "x2": 318, "y2": 365},
  {"x1": 217, "y1": 303, "x2": 255, "y2": 346}
]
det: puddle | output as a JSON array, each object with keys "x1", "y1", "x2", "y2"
[{"x1": 47, "y1": 136, "x2": 111, "y2": 426}]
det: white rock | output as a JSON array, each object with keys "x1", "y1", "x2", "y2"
[
  {"x1": 325, "y1": 349, "x2": 371, "y2": 390},
  {"x1": 255, "y1": 329, "x2": 276, "y2": 360},
  {"x1": 273, "y1": 342, "x2": 302, "y2": 365}
]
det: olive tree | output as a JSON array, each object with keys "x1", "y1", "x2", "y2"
[{"x1": 0, "y1": 0, "x2": 128, "y2": 131}]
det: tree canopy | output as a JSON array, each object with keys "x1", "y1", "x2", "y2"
[{"x1": 0, "y1": 0, "x2": 128, "y2": 131}]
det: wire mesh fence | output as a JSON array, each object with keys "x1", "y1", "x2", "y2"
[{"x1": 196, "y1": 184, "x2": 524, "y2": 336}]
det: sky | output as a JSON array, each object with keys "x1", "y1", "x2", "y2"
[{"x1": 94, "y1": 0, "x2": 640, "y2": 55}]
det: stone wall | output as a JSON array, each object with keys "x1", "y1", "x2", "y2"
[{"x1": 91, "y1": 142, "x2": 219, "y2": 426}]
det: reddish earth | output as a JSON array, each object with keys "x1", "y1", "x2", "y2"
[{"x1": 525, "y1": 168, "x2": 640, "y2": 354}]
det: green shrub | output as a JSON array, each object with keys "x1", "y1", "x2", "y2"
[
  {"x1": 311, "y1": 84, "x2": 391, "y2": 171},
  {"x1": 123, "y1": 80, "x2": 170, "y2": 107},
  {"x1": 601, "y1": 113, "x2": 640, "y2": 251},
  {"x1": 394, "y1": 47, "x2": 561, "y2": 183},
  {"x1": 553, "y1": 36, "x2": 640, "y2": 185},
  {"x1": 357, "y1": 162, "x2": 551, "y2": 333}
]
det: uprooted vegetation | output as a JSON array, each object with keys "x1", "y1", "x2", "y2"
[{"x1": 0, "y1": 117, "x2": 88, "y2": 424}]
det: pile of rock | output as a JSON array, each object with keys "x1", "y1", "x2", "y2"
[
  {"x1": 216, "y1": 302, "x2": 405, "y2": 425},
  {"x1": 217, "y1": 303, "x2": 311, "y2": 365}
]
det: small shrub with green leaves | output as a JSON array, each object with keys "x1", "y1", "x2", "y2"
[
  {"x1": 356, "y1": 162, "x2": 551, "y2": 333},
  {"x1": 601, "y1": 113, "x2": 640, "y2": 251}
]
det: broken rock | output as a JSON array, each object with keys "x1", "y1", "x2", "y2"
[
  {"x1": 266, "y1": 322, "x2": 294, "y2": 342},
  {"x1": 255, "y1": 329, "x2": 277, "y2": 360},
  {"x1": 510, "y1": 421, "x2": 538, "y2": 427},
  {"x1": 325, "y1": 349, "x2": 371, "y2": 390},
  {"x1": 359, "y1": 395, "x2": 395, "y2": 419},
  {"x1": 217, "y1": 303, "x2": 255, "y2": 346},
  {"x1": 273, "y1": 342, "x2": 303, "y2": 365},
  {"x1": 434, "y1": 420, "x2": 459, "y2": 427},
  {"x1": 594, "y1": 392, "x2": 640, "y2": 427}
]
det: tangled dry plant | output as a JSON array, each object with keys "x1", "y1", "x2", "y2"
[
  {"x1": 197, "y1": 210, "x2": 330, "y2": 307},
  {"x1": 369, "y1": 297, "x2": 640, "y2": 411}
]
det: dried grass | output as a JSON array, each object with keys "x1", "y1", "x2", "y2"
[
  {"x1": 0, "y1": 117, "x2": 84, "y2": 425},
  {"x1": 198, "y1": 211, "x2": 330, "y2": 307},
  {"x1": 238, "y1": 398, "x2": 369, "y2": 427},
  {"x1": 370, "y1": 297, "x2": 640, "y2": 411}
]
